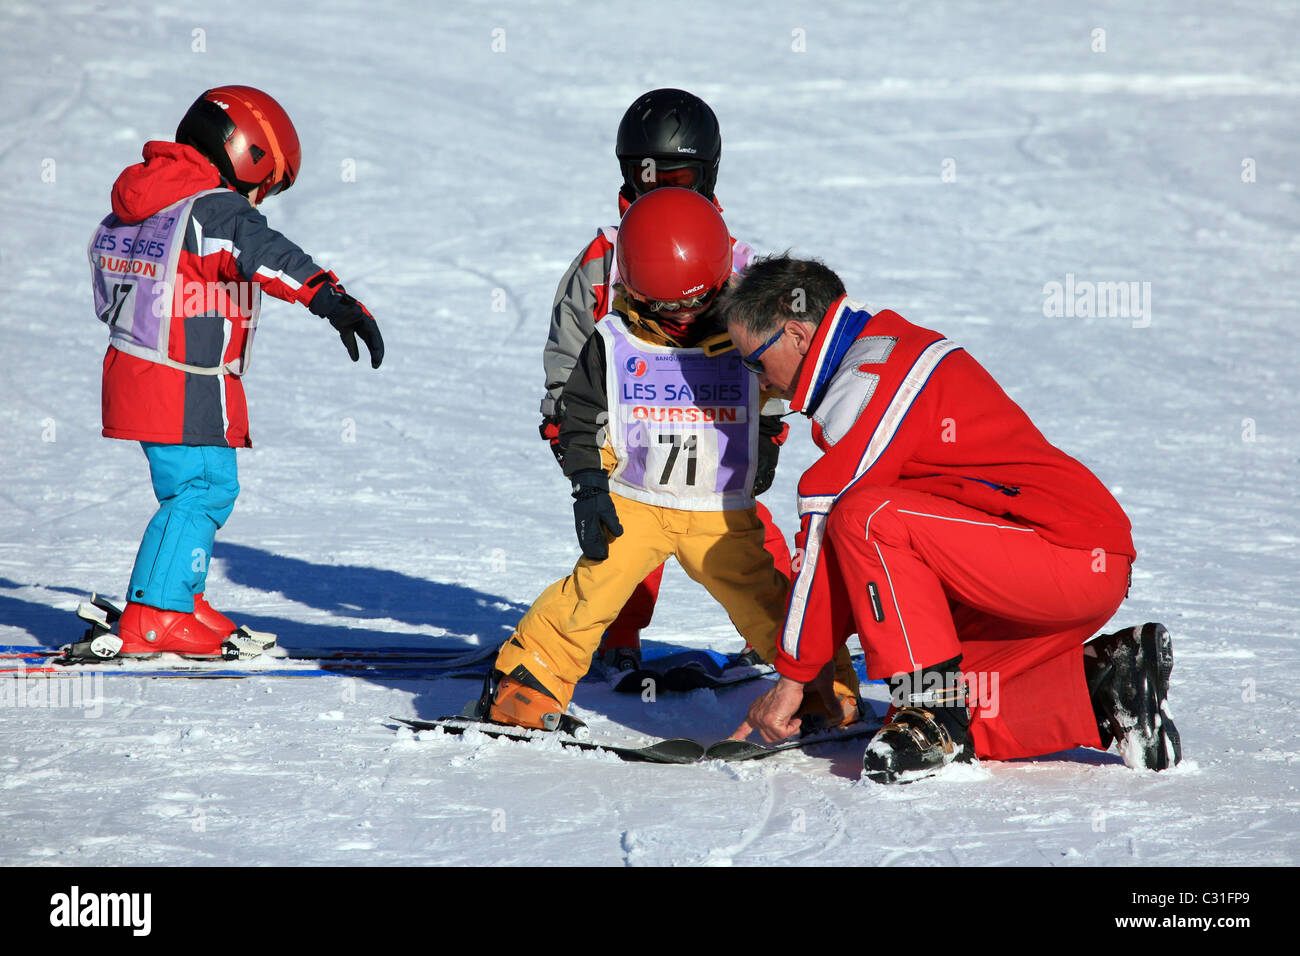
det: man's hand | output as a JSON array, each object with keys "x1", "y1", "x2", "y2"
[
  {"x1": 732, "y1": 675, "x2": 806, "y2": 742},
  {"x1": 731, "y1": 662, "x2": 840, "y2": 742}
]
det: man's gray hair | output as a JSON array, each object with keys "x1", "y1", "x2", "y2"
[{"x1": 718, "y1": 253, "x2": 847, "y2": 336}]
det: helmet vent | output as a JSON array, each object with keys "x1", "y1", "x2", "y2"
[{"x1": 249, "y1": 144, "x2": 266, "y2": 164}]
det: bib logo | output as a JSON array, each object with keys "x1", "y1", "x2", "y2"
[
  {"x1": 624, "y1": 357, "x2": 647, "y2": 378},
  {"x1": 49, "y1": 886, "x2": 151, "y2": 937}
]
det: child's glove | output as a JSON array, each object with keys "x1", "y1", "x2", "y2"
[
  {"x1": 571, "y1": 469, "x2": 622, "y2": 561},
  {"x1": 307, "y1": 271, "x2": 384, "y2": 369},
  {"x1": 752, "y1": 414, "x2": 789, "y2": 496},
  {"x1": 328, "y1": 296, "x2": 384, "y2": 369},
  {"x1": 539, "y1": 416, "x2": 565, "y2": 468}
]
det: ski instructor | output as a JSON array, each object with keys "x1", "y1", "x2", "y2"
[{"x1": 719, "y1": 255, "x2": 1182, "y2": 783}]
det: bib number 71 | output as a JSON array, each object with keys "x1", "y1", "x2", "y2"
[{"x1": 658, "y1": 433, "x2": 698, "y2": 486}]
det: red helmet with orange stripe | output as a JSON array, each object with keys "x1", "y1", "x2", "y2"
[{"x1": 176, "y1": 86, "x2": 300, "y2": 203}]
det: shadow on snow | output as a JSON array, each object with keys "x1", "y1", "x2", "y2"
[{"x1": 0, "y1": 540, "x2": 529, "y2": 655}]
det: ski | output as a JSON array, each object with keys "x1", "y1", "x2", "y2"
[
  {"x1": 661, "y1": 651, "x2": 774, "y2": 692},
  {"x1": 607, "y1": 665, "x2": 669, "y2": 694},
  {"x1": 1, "y1": 591, "x2": 507, "y2": 674},
  {"x1": 703, "y1": 715, "x2": 882, "y2": 762},
  {"x1": 75, "y1": 594, "x2": 275, "y2": 658},
  {"x1": 0, "y1": 638, "x2": 499, "y2": 678},
  {"x1": 0, "y1": 657, "x2": 494, "y2": 680},
  {"x1": 390, "y1": 715, "x2": 706, "y2": 764},
  {"x1": 604, "y1": 648, "x2": 775, "y2": 694},
  {"x1": 0, "y1": 641, "x2": 500, "y2": 667}
]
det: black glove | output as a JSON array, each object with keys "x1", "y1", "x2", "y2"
[
  {"x1": 752, "y1": 414, "x2": 790, "y2": 496},
  {"x1": 328, "y1": 296, "x2": 384, "y2": 368},
  {"x1": 571, "y1": 469, "x2": 622, "y2": 561},
  {"x1": 307, "y1": 271, "x2": 384, "y2": 369},
  {"x1": 539, "y1": 416, "x2": 565, "y2": 469}
]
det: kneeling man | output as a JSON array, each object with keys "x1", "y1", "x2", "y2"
[{"x1": 722, "y1": 255, "x2": 1181, "y2": 782}]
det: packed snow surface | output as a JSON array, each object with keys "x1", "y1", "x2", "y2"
[{"x1": 1, "y1": 0, "x2": 1297, "y2": 865}]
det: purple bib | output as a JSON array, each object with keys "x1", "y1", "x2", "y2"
[
  {"x1": 88, "y1": 188, "x2": 255, "y2": 375},
  {"x1": 598, "y1": 316, "x2": 758, "y2": 511}
]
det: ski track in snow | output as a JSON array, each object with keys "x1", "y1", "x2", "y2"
[{"x1": 1, "y1": 0, "x2": 1297, "y2": 865}]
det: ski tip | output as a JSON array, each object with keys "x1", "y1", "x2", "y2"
[
  {"x1": 703, "y1": 739, "x2": 768, "y2": 761},
  {"x1": 234, "y1": 625, "x2": 277, "y2": 650},
  {"x1": 639, "y1": 738, "x2": 707, "y2": 763}
]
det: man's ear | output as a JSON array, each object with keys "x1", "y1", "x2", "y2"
[{"x1": 787, "y1": 319, "x2": 814, "y2": 355}]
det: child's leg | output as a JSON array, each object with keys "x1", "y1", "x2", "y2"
[
  {"x1": 755, "y1": 501, "x2": 792, "y2": 581},
  {"x1": 493, "y1": 496, "x2": 674, "y2": 710},
  {"x1": 602, "y1": 563, "x2": 665, "y2": 650},
  {"x1": 126, "y1": 443, "x2": 239, "y2": 611},
  {"x1": 675, "y1": 508, "x2": 861, "y2": 702},
  {"x1": 671, "y1": 509, "x2": 787, "y2": 660}
]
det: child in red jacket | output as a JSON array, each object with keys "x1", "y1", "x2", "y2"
[{"x1": 87, "y1": 85, "x2": 383, "y2": 657}]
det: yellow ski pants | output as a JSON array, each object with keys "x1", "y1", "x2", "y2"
[{"x1": 494, "y1": 494, "x2": 859, "y2": 710}]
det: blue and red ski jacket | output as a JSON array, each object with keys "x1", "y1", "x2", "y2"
[{"x1": 93, "y1": 141, "x2": 336, "y2": 447}]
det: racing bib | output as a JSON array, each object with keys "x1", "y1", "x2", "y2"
[
  {"x1": 598, "y1": 316, "x2": 758, "y2": 511},
  {"x1": 88, "y1": 188, "x2": 257, "y2": 375}
]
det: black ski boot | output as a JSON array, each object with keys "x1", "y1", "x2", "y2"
[
  {"x1": 600, "y1": 646, "x2": 641, "y2": 675},
  {"x1": 728, "y1": 644, "x2": 765, "y2": 669},
  {"x1": 1084, "y1": 623, "x2": 1181, "y2": 770},
  {"x1": 863, "y1": 658, "x2": 973, "y2": 784}
]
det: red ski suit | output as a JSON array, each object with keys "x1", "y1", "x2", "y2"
[{"x1": 781, "y1": 297, "x2": 1136, "y2": 759}]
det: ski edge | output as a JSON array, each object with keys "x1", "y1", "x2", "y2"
[
  {"x1": 703, "y1": 718, "x2": 882, "y2": 762},
  {"x1": 388, "y1": 716, "x2": 705, "y2": 764}
]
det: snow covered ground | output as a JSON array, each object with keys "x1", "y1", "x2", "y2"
[{"x1": 1, "y1": 0, "x2": 1297, "y2": 866}]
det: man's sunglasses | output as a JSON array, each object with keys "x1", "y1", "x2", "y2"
[{"x1": 741, "y1": 327, "x2": 785, "y2": 374}]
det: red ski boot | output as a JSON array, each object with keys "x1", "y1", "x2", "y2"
[
  {"x1": 116, "y1": 602, "x2": 226, "y2": 657},
  {"x1": 194, "y1": 594, "x2": 275, "y2": 653},
  {"x1": 192, "y1": 593, "x2": 237, "y2": 638}
]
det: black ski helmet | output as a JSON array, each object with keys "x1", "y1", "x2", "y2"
[{"x1": 615, "y1": 88, "x2": 721, "y2": 201}]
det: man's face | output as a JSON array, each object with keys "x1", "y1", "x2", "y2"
[{"x1": 729, "y1": 319, "x2": 812, "y2": 400}]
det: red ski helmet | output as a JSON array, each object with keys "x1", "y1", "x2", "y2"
[
  {"x1": 616, "y1": 188, "x2": 732, "y2": 312},
  {"x1": 176, "y1": 86, "x2": 301, "y2": 203}
]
